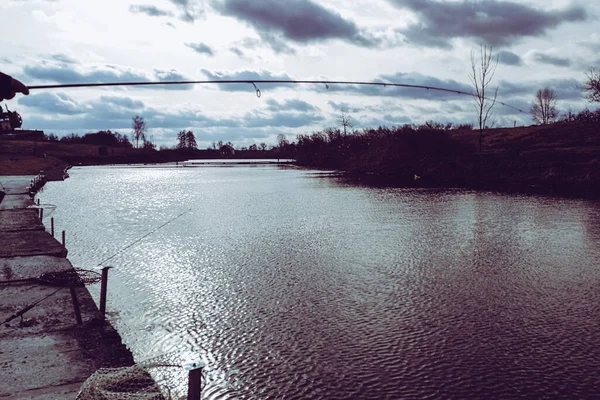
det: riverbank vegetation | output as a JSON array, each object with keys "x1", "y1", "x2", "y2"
[{"x1": 292, "y1": 109, "x2": 600, "y2": 197}]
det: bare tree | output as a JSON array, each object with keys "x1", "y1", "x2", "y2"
[
  {"x1": 276, "y1": 133, "x2": 289, "y2": 148},
  {"x1": 531, "y1": 87, "x2": 558, "y2": 125},
  {"x1": 132, "y1": 115, "x2": 146, "y2": 148},
  {"x1": 339, "y1": 110, "x2": 353, "y2": 136},
  {"x1": 185, "y1": 131, "x2": 197, "y2": 150},
  {"x1": 583, "y1": 68, "x2": 600, "y2": 103},
  {"x1": 469, "y1": 44, "x2": 499, "y2": 151}
]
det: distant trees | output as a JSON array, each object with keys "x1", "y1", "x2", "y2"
[
  {"x1": 531, "y1": 87, "x2": 558, "y2": 125},
  {"x1": 56, "y1": 130, "x2": 132, "y2": 147},
  {"x1": 583, "y1": 68, "x2": 600, "y2": 103},
  {"x1": 176, "y1": 130, "x2": 198, "y2": 150},
  {"x1": 132, "y1": 116, "x2": 146, "y2": 148},
  {"x1": 469, "y1": 44, "x2": 499, "y2": 151}
]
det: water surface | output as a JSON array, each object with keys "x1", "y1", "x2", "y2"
[{"x1": 39, "y1": 165, "x2": 600, "y2": 399}]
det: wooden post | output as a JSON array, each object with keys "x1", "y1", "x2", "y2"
[
  {"x1": 39, "y1": 207, "x2": 43, "y2": 220},
  {"x1": 69, "y1": 286, "x2": 83, "y2": 325},
  {"x1": 99, "y1": 266, "x2": 112, "y2": 318},
  {"x1": 37, "y1": 198, "x2": 40, "y2": 206},
  {"x1": 185, "y1": 361, "x2": 205, "y2": 400},
  {"x1": 51, "y1": 218, "x2": 54, "y2": 237},
  {"x1": 62, "y1": 230, "x2": 66, "y2": 257}
]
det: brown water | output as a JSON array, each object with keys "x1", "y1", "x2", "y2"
[{"x1": 39, "y1": 165, "x2": 600, "y2": 399}]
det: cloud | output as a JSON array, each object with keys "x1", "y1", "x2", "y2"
[
  {"x1": 319, "y1": 72, "x2": 474, "y2": 100},
  {"x1": 185, "y1": 42, "x2": 215, "y2": 56},
  {"x1": 244, "y1": 111, "x2": 324, "y2": 128},
  {"x1": 228, "y1": 38, "x2": 268, "y2": 58},
  {"x1": 23, "y1": 60, "x2": 193, "y2": 90},
  {"x1": 388, "y1": 0, "x2": 587, "y2": 48},
  {"x1": 200, "y1": 69, "x2": 294, "y2": 91},
  {"x1": 24, "y1": 62, "x2": 151, "y2": 84},
  {"x1": 229, "y1": 47, "x2": 244, "y2": 57},
  {"x1": 170, "y1": 0, "x2": 204, "y2": 22},
  {"x1": 19, "y1": 92, "x2": 84, "y2": 115},
  {"x1": 265, "y1": 98, "x2": 319, "y2": 113},
  {"x1": 129, "y1": 4, "x2": 174, "y2": 17},
  {"x1": 532, "y1": 52, "x2": 572, "y2": 67},
  {"x1": 99, "y1": 96, "x2": 145, "y2": 109},
  {"x1": 498, "y1": 78, "x2": 582, "y2": 101},
  {"x1": 497, "y1": 50, "x2": 522, "y2": 66},
  {"x1": 328, "y1": 101, "x2": 361, "y2": 113},
  {"x1": 49, "y1": 53, "x2": 78, "y2": 64},
  {"x1": 213, "y1": 0, "x2": 381, "y2": 52}
]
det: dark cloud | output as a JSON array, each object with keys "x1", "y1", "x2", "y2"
[
  {"x1": 497, "y1": 50, "x2": 522, "y2": 66},
  {"x1": 213, "y1": 0, "x2": 380, "y2": 52},
  {"x1": 129, "y1": 4, "x2": 174, "y2": 17},
  {"x1": 170, "y1": 0, "x2": 204, "y2": 22},
  {"x1": 532, "y1": 52, "x2": 572, "y2": 67},
  {"x1": 388, "y1": 0, "x2": 587, "y2": 48},
  {"x1": 185, "y1": 42, "x2": 215, "y2": 56},
  {"x1": 200, "y1": 69, "x2": 294, "y2": 91},
  {"x1": 265, "y1": 98, "x2": 319, "y2": 113}
]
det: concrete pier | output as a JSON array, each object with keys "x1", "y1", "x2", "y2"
[{"x1": 0, "y1": 176, "x2": 134, "y2": 399}]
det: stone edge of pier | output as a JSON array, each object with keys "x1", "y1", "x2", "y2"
[{"x1": 0, "y1": 174, "x2": 135, "y2": 399}]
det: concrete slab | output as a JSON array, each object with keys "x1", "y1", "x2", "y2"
[
  {"x1": 0, "y1": 333, "x2": 95, "y2": 397},
  {"x1": 1, "y1": 256, "x2": 73, "y2": 281},
  {"x1": 0, "y1": 209, "x2": 45, "y2": 232},
  {"x1": 0, "y1": 176, "x2": 36, "y2": 195},
  {"x1": 0, "y1": 231, "x2": 65, "y2": 258},
  {"x1": 0, "y1": 194, "x2": 33, "y2": 210}
]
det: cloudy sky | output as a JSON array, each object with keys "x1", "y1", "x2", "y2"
[{"x1": 2, "y1": 0, "x2": 599, "y2": 148}]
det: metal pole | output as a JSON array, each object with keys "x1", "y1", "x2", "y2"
[
  {"x1": 99, "y1": 266, "x2": 112, "y2": 318},
  {"x1": 39, "y1": 207, "x2": 43, "y2": 220},
  {"x1": 62, "y1": 230, "x2": 66, "y2": 257},
  {"x1": 51, "y1": 218, "x2": 54, "y2": 237},
  {"x1": 69, "y1": 286, "x2": 83, "y2": 325},
  {"x1": 184, "y1": 360, "x2": 205, "y2": 400}
]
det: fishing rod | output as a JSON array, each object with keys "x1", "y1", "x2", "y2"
[
  {"x1": 2, "y1": 287, "x2": 64, "y2": 325},
  {"x1": 28, "y1": 79, "x2": 526, "y2": 113},
  {"x1": 97, "y1": 208, "x2": 192, "y2": 267}
]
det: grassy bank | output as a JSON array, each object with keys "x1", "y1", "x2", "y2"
[
  {"x1": 295, "y1": 121, "x2": 600, "y2": 198},
  {"x1": 0, "y1": 139, "x2": 191, "y2": 180}
]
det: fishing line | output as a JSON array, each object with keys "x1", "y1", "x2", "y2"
[
  {"x1": 28, "y1": 79, "x2": 526, "y2": 113},
  {"x1": 97, "y1": 208, "x2": 192, "y2": 267}
]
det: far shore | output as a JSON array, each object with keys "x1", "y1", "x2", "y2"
[{"x1": 2, "y1": 120, "x2": 599, "y2": 199}]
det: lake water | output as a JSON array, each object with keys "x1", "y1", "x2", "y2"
[{"x1": 39, "y1": 164, "x2": 600, "y2": 399}]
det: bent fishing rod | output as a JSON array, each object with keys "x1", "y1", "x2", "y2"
[{"x1": 27, "y1": 79, "x2": 526, "y2": 114}]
